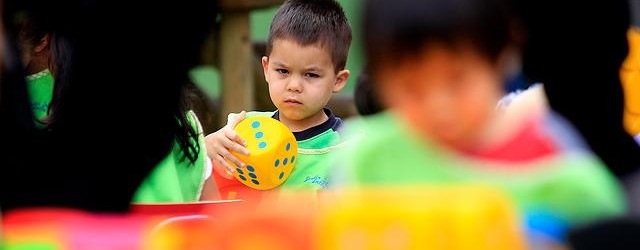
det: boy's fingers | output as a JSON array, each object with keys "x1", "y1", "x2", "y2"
[
  {"x1": 223, "y1": 139, "x2": 250, "y2": 156},
  {"x1": 226, "y1": 110, "x2": 247, "y2": 129},
  {"x1": 225, "y1": 129, "x2": 247, "y2": 148},
  {"x1": 213, "y1": 155, "x2": 236, "y2": 179},
  {"x1": 204, "y1": 133, "x2": 221, "y2": 159},
  {"x1": 204, "y1": 132, "x2": 230, "y2": 157},
  {"x1": 217, "y1": 145, "x2": 246, "y2": 168},
  {"x1": 231, "y1": 110, "x2": 247, "y2": 127},
  {"x1": 213, "y1": 154, "x2": 234, "y2": 172}
]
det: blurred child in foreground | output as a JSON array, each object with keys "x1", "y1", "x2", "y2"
[{"x1": 333, "y1": 0, "x2": 625, "y2": 241}]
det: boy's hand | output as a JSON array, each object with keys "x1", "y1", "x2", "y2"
[{"x1": 205, "y1": 111, "x2": 250, "y2": 175}]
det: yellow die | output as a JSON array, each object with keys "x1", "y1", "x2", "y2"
[{"x1": 230, "y1": 116, "x2": 298, "y2": 190}]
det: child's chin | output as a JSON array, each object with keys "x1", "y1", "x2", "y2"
[{"x1": 279, "y1": 110, "x2": 308, "y2": 121}]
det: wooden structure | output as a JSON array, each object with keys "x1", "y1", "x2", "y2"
[{"x1": 218, "y1": 0, "x2": 284, "y2": 126}]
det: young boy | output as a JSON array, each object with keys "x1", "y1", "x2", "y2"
[
  {"x1": 204, "y1": 0, "x2": 351, "y2": 200},
  {"x1": 334, "y1": 0, "x2": 624, "y2": 241}
]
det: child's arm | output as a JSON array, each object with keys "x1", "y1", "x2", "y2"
[
  {"x1": 199, "y1": 176, "x2": 221, "y2": 200},
  {"x1": 199, "y1": 155, "x2": 220, "y2": 200},
  {"x1": 204, "y1": 111, "x2": 250, "y2": 175}
]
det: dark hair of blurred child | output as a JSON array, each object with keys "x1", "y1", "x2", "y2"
[
  {"x1": 354, "y1": 66, "x2": 384, "y2": 116},
  {"x1": 13, "y1": 8, "x2": 213, "y2": 205},
  {"x1": 1, "y1": 0, "x2": 218, "y2": 212},
  {"x1": 333, "y1": 0, "x2": 625, "y2": 243}
]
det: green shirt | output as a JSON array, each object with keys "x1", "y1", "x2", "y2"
[
  {"x1": 132, "y1": 110, "x2": 209, "y2": 203},
  {"x1": 333, "y1": 112, "x2": 625, "y2": 226},
  {"x1": 24, "y1": 70, "x2": 208, "y2": 203},
  {"x1": 25, "y1": 69, "x2": 54, "y2": 128}
]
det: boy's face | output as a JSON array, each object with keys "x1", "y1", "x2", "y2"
[
  {"x1": 377, "y1": 45, "x2": 503, "y2": 149},
  {"x1": 262, "y1": 39, "x2": 349, "y2": 121}
]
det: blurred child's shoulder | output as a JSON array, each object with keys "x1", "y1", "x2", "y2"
[
  {"x1": 497, "y1": 84, "x2": 592, "y2": 156},
  {"x1": 341, "y1": 112, "x2": 401, "y2": 142},
  {"x1": 338, "y1": 111, "x2": 439, "y2": 161}
]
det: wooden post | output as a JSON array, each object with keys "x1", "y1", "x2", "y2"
[
  {"x1": 218, "y1": 0, "x2": 284, "y2": 127},
  {"x1": 219, "y1": 12, "x2": 254, "y2": 126}
]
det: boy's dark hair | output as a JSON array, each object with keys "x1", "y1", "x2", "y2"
[
  {"x1": 365, "y1": 0, "x2": 514, "y2": 71},
  {"x1": 267, "y1": 0, "x2": 352, "y2": 72}
]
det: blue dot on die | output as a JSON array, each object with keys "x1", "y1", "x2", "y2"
[
  {"x1": 255, "y1": 131, "x2": 264, "y2": 139},
  {"x1": 251, "y1": 121, "x2": 260, "y2": 128},
  {"x1": 258, "y1": 142, "x2": 267, "y2": 149},
  {"x1": 236, "y1": 168, "x2": 244, "y2": 175},
  {"x1": 246, "y1": 166, "x2": 255, "y2": 172},
  {"x1": 274, "y1": 159, "x2": 280, "y2": 167},
  {"x1": 291, "y1": 156, "x2": 295, "y2": 163},
  {"x1": 239, "y1": 175, "x2": 247, "y2": 181},
  {"x1": 252, "y1": 179, "x2": 260, "y2": 185},
  {"x1": 249, "y1": 173, "x2": 257, "y2": 178},
  {"x1": 286, "y1": 143, "x2": 291, "y2": 151},
  {"x1": 279, "y1": 172, "x2": 284, "y2": 180},
  {"x1": 283, "y1": 158, "x2": 288, "y2": 165}
]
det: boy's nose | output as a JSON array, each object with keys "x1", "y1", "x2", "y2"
[{"x1": 287, "y1": 77, "x2": 303, "y2": 92}]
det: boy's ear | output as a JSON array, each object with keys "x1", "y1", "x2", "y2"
[
  {"x1": 261, "y1": 56, "x2": 270, "y2": 83},
  {"x1": 333, "y1": 69, "x2": 350, "y2": 93},
  {"x1": 34, "y1": 34, "x2": 50, "y2": 53}
]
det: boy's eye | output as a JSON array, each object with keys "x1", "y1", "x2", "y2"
[
  {"x1": 276, "y1": 69, "x2": 289, "y2": 74},
  {"x1": 305, "y1": 73, "x2": 320, "y2": 78}
]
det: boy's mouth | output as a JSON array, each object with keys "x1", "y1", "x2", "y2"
[{"x1": 284, "y1": 98, "x2": 303, "y2": 105}]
